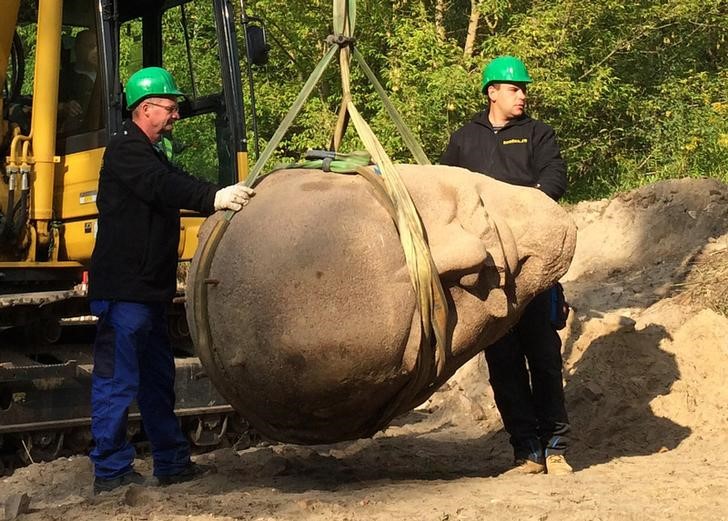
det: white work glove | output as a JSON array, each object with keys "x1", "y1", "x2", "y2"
[{"x1": 214, "y1": 183, "x2": 255, "y2": 212}]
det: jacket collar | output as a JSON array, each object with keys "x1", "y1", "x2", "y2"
[
  {"x1": 122, "y1": 119, "x2": 153, "y2": 145},
  {"x1": 472, "y1": 109, "x2": 531, "y2": 131}
]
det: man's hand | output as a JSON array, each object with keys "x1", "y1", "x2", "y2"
[{"x1": 214, "y1": 184, "x2": 255, "y2": 212}]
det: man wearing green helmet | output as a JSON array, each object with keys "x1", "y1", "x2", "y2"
[
  {"x1": 88, "y1": 66, "x2": 255, "y2": 494},
  {"x1": 441, "y1": 56, "x2": 572, "y2": 476}
]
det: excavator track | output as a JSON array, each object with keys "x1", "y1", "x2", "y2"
[{"x1": 0, "y1": 291, "x2": 252, "y2": 477}]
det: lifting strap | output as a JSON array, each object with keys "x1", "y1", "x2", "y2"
[
  {"x1": 192, "y1": 0, "x2": 450, "y2": 436},
  {"x1": 245, "y1": 0, "x2": 430, "y2": 185},
  {"x1": 277, "y1": 149, "x2": 373, "y2": 173}
]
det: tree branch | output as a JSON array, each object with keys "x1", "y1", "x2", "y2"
[{"x1": 463, "y1": 0, "x2": 481, "y2": 58}]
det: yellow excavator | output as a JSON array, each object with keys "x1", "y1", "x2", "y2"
[{"x1": 0, "y1": 0, "x2": 265, "y2": 473}]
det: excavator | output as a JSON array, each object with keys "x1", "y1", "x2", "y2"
[{"x1": 0, "y1": 0, "x2": 266, "y2": 474}]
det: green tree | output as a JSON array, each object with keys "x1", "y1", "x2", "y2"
[{"x1": 158, "y1": 0, "x2": 727, "y2": 200}]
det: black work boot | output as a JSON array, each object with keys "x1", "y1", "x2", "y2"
[
  {"x1": 93, "y1": 471, "x2": 148, "y2": 495},
  {"x1": 157, "y1": 462, "x2": 213, "y2": 486}
]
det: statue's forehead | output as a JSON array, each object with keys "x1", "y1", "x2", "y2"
[
  {"x1": 264, "y1": 166, "x2": 497, "y2": 238},
  {"x1": 397, "y1": 166, "x2": 494, "y2": 227}
]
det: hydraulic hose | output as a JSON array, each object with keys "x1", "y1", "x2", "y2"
[{"x1": 0, "y1": 169, "x2": 17, "y2": 238}]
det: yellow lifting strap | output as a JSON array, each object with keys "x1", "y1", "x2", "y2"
[
  {"x1": 192, "y1": 0, "x2": 450, "y2": 432},
  {"x1": 333, "y1": 0, "x2": 449, "y2": 413}
]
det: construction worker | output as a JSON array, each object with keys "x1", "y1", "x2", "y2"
[
  {"x1": 88, "y1": 66, "x2": 254, "y2": 494},
  {"x1": 441, "y1": 56, "x2": 572, "y2": 475}
]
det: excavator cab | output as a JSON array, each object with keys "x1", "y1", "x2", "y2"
[{"x1": 0, "y1": 0, "x2": 249, "y2": 473}]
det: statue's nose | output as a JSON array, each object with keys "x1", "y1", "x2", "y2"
[{"x1": 428, "y1": 198, "x2": 518, "y2": 290}]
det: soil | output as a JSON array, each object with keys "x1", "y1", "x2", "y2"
[{"x1": 3, "y1": 177, "x2": 728, "y2": 521}]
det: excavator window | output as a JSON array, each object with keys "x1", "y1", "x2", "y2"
[
  {"x1": 5, "y1": 24, "x2": 33, "y2": 137},
  {"x1": 58, "y1": 26, "x2": 102, "y2": 137},
  {"x1": 6, "y1": 0, "x2": 244, "y2": 181},
  {"x1": 118, "y1": 1, "x2": 231, "y2": 183},
  {"x1": 7, "y1": 0, "x2": 104, "y2": 154}
]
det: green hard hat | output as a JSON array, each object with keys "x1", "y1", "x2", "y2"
[
  {"x1": 481, "y1": 56, "x2": 532, "y2": 93},
  {"x1": 125, "y1": 66, "x2": 183, "y2": 109}
]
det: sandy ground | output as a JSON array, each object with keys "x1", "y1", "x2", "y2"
[{"x1": 3, "y1": 177, "x2": 728, "y2": 521}]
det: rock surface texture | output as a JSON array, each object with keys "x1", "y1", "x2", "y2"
[{"x1": 186, "y1": 165, "x2": 576, "y2": 443}]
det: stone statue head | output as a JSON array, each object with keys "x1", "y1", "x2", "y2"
[{"x1": 187, "y1": 165, "x2": 576, "y2": 443}]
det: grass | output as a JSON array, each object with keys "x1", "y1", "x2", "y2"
[{"x1": 674, "y1": 244, "x2": 728, "y2": 317}]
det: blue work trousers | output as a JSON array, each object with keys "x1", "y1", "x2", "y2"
[{"x1": 90, "y1": 300, "x2": 191, "y2": 479}]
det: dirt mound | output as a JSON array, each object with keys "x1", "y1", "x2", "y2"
[
  {"x1": 565, "y1": 177, "x2": 728, "y2": 281},
  {"x1": 558, "y1": 178, "x2": 728, "y2": 462},
  {"x1": 3, "y1": 177, "x2": 728, "y2": 520}
]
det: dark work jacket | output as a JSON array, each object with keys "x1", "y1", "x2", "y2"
[
  {"x1": 440, "y1": 111, "x2": 567, "y2": 201},
  {"x1": 89, "y1": 120, "x2": 218, "y2": 302}
]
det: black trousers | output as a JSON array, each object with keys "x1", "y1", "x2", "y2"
[{"x1": 485, "y1": 289, "x2": 570, "y2": 461}]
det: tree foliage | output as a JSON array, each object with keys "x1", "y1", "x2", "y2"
[
  {"x1": 64, "y1": 0, "x2": 719, "y2": 199},
  {"x1": 10, "y1": 1, "x2": 727, "y2": 200},
  {"x1": 236, "y1": 0, "x2": 727, "y2": 201}
]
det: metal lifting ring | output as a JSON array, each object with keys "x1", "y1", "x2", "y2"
[{"x1": 325, "y1": 33, "x2": 356, "y2": 47}]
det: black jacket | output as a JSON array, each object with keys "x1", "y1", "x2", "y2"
[
  {"x1": 89, "y1": 120, "x2": 218, "y2": 302},
  {"x1": 440, "y1": 111, "x2": 567, "y2": 201}
]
